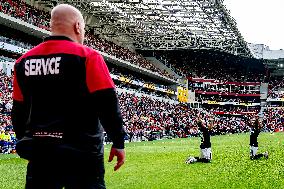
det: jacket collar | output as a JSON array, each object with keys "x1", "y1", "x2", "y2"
[{"x1": 44, "y1": 35, "x2": 74, "y2": 42}]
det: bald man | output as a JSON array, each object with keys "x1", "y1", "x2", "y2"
[{"x1": 12, "y1": 4, "x2": 126, "y2": 189}]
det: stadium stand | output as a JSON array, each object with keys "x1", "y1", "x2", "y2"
[
  {"x1": 109, "y1": 64, "x2": 176, "y2": 99},
  {"x1": 0, "y1": 69, "x2": 282, "y2": 151},
  {"x1": 0, "y1": 35, "x2": 33, "y2": 50},
  {"x1": 263, "y1": 108, "x2": 284, "y2": 132},
  {"x1": 0, "y1": 0, "x2": 49, "y2": 30},
  {"x1": 0, "y1": 1, "x2": 283, "y2": 154},
  {"x1": 145, "y1": 50, "x2": 265, "y2": 82},
  {"x1": 0, "y1": 60, "x2": 283, "y2": 153},
  {"x1": 0, "y1": 1, "x2": 175, "y2": 79},
  {"x1": 85, "y1": 31, "x2": 176, "y2": 79},
  {"x1": 0, "y1": 70, "x2": 15, "y2": 154},
  {"x1": 268, "y1": 77, "x2": 284, "y2": 98}
]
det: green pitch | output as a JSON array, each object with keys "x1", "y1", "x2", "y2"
[{"x1": 0, "y1": 133, "x2": 283, "y2": 189}]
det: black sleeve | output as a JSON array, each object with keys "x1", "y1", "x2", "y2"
[
  {"x1": 255, "y1": 126, "x2": 260, "y2": 136},
  {"x1": 92, "y1": 88, "x2": 126, "y2": 149},
  {"x1": 11, "y1": 100, "x2": 28, "y2": 140},
  {"x1": 203, "y1": 128, "x2": 210, "y2": 140}
]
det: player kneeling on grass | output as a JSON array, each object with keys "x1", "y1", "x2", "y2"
[
  {"x1": 186, "y1": 119, "x2": 213, "y2": 164},
  {"x1": 249, "y1": 117, "x2": 268, "y2": 160}
]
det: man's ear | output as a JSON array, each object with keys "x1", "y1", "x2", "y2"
[{"x1": 74, "y1": 21, "x2": 81, "y2": 34}]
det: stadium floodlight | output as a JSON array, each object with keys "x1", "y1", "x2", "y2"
[{"x1": 61, "y1": 0, "x2": 252, "y2": 57}]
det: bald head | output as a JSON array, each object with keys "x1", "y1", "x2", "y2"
[{"x1": 50, "y1": 4, "x2": 85, "y2": 44}]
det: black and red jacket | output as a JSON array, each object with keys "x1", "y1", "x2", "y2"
[{"x1": 12, "y1": 36, "x2": 125, "y2": 159}]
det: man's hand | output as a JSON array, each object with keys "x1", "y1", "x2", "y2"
[{"x1": 108, "y1": 147, "x2": 125, "y2": 171}]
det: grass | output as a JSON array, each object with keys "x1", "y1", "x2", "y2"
[{"x1": 0, "y1": 132, "x2": 283, "y2": 189}]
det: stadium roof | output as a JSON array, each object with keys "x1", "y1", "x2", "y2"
[{"x1": 33, "y1": 0, "x2": 252, "y2": 57}]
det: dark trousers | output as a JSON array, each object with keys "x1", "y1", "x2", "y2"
[
  {"x1": 194, "y1": 157, "x2": 211, "y2": 163},
  {"x1": 25, "y1": 154, "x2": 106, "y2": 189},
  {"x1": 250, "y1": 154, "x2": 264, "y2": 160}
]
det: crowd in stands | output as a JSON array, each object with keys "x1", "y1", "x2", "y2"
[
  {"x1": 85, "y1": 32, "x2": 175, "y2": 79},
  {"x1": 118, "y1": 92, "x2": 193, "y2": 140},
  {"x1": 151, "y1": 50, "x2": 265, "y2": 82},
  {"x1": 196, "y1": 95, "x2": 259, "y2": 103},
  {"x1": 204, "y1": 106, "x2": 260, "y2": 114},
  {"x1": 119, "y1": 91, "x2": 251, "y2": 141},
  {"x1": 0, "y1": 0, "x2": 49, "y2": 30},
  {"x1": 268, "y1": 78, "x2": 284, "y2": 98},
  {"x1": 118, "y1": 91, "x2": 282, "y2": 142},
  {"x1": 210, "y1": 115, "x2": 251, "y2": 135},
  {"x1": 0, "y1": 0, "x2": 175, "y2": 79},
  {"x1": 0, "y1": 70, "x2": 283, "y2": 153},
  {"x1": 194, "y1": 87, "x2": 260, "y2": 94},
  {"x1": 196, "y1": 95, "x2": 260, "y2": 113},
  {"x1": 263, "y1": 108, "x2": 284, "y2": 131},
  {"x1": 0, "y1": 71, "x2": 15, "y2": 154},
  {"x1": 192, "y1": 84, "x2": 260, "y2": 94},
  {"x1": 0, "y1": 24, "x2": 176, "y2": 82}
]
